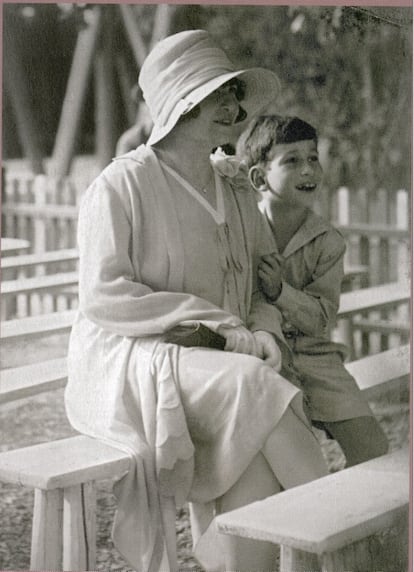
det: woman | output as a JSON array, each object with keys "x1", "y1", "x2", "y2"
[{"x1": 65, "y1": 29, "x2": 327, "y2": 572}]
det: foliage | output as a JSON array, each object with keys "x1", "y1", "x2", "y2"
[{"x1": 2, "y1": 4, "x2": 412, "y2": 192}]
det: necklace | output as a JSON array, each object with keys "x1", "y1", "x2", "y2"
[
  {"x1": 154, "y1": 147, "x2": 213, "y2": 196},
  {"x1": 200, "y1": 171, "x2": 214, "y2": 194}
]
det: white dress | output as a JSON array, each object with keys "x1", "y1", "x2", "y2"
[{"x1": 65, "y1": 145, "x2": 311, "y2": 571}]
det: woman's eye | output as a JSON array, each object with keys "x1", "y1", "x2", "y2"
[
  {"x1": 285, "y1": 157, "x2": 297, "y2": 164},
  {"x1": 309, "y1": 155, "x2": 319, "y2": 163}
]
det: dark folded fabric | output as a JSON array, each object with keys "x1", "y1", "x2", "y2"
[{"x1": 163, "y1": 323, "x2": 226, "y2": 350}]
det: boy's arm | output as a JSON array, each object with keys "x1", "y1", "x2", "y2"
[
  {"x1": 274, "y1": 230, "x2": 346, "y2": 338},
  {"x1": 247, "y1": 208, "x2": 288, "y2": 346}
]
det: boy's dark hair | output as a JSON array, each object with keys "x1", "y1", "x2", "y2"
[{"x1": 238, "y1": 115, "x2": 318, "y2": 168}]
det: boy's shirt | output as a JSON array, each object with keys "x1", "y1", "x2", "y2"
[{"x1": 262, "y1": 208, "x2": 348, "y2": 358}]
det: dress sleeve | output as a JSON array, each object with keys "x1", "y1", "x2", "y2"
[
  {"x1": 275, "y1": 230, "x2": 346, "y2": 337},
  {"x1": 77, "y1": 178, "x2": 242, "y2": 337}
]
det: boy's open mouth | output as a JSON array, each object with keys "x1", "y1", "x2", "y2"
[{"x1": 296, "y1": 183, "x2": 317, "y2": 192}]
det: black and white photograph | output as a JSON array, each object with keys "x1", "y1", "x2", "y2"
[{"x1": 1, "y1": 3, "x2": 412, "y2": 571}]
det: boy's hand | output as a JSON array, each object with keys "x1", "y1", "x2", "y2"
[
  {"x1": 253, "y1": 330, "x2": 282, "y2": 371},
  {"x1": 258, "y1": 253, "x2": 284, "y2": 302},
  {"x1": 217, "y1": 324, "x2": 258, "y2": 356}
]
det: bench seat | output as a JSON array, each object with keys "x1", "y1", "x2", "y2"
[
  {"x1": 1, "y1": 271, "x2": 79, "y2": 297},
  {"x1": 1, "y1": 358, "x2": 68, "y2": 403},
  {"x1": 0, "y1": 435, "x2": 130, "y2": 490},
  {"x1": 1, "y1": 248, "x2": 79, "y2": 271},
  {"x1": 338, "y1": 281, "x2": 409, "y2": 318},
  {"x1": 1, "y1": 310, "x2": 76, "y2": 343},
  {"x1": 216, "y1": 447, "x2": 409, "y2": 571}
]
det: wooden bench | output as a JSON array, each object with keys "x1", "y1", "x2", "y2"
[
  {"x1": 1, "y1": 271, "x2": 79, "y2": 298},
  {"x1": 1, "y1": 271, "x2": 79, "y2": 320},
  {"x1": 335, "y1": 281, "x2": 410, "y2": 357},
  {"x1": 217, "y1": 447, "x2": 409, "y2": 572},
  {"x1": 0, "y1": 345, "x2": 409, "y2": 570},
  {"x1": 1, "y1": 309, "x2": 76, "y2": 344},
  {"x1": 337, "y1": 281, "x2": 410, "y2": 318},
  {"x1": 216, "y1": 346, "x2": 411, "y2": 572},
  {"x1": 1, "y1": 237, "x2": 31, "y2": 255},
  {"x1": 1, "y1": 248, "x2": 78, "y2": 272}
]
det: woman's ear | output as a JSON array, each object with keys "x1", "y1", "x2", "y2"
[{"x1": 249, "y1": 166, "x2": 267, "y2": 192}]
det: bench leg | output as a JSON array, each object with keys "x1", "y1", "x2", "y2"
[
  {"x1": 30, "y1": 488, "x2": 63, "y2": 569},
  {"x1": 63, "y1": 482, "x2": 96, "y2": 571},
  {"x1": 321, "y1": 536, "x2": 385, "y2": 572},
  {"x1": 280, "y1": 545, "x2": 320, "y2": 572}
]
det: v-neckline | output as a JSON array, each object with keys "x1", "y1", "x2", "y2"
[{"x1": 159, "y1": 159, "x2": 226, "y2": 225}]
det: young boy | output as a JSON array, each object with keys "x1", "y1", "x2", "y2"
[{"x1": 238, "y1": 115, "x2": 388, "y2": 466}]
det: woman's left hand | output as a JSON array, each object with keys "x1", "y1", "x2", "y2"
[{"x1": 253, "y1": 330, "x2": 282, "y2": 371}]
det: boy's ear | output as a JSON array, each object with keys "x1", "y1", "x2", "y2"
[{"x1": 249, "y1": 166, "x2": 267, "y2": 192}]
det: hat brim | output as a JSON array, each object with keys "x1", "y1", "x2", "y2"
[{"x1": 147, "y1": 67, "x2": 281, "y2": 146}]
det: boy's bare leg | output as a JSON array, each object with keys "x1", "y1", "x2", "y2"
[
  {"x1": 323, "y1": 416, "x2": 389, "y2": 467},
  {"x1": 216, "y1": 452, "x2": 281, "y2": 571}
]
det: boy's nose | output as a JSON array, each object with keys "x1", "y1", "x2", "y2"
[{"x1": 301, "y1": 162, "x2": 314, "y2": 175}]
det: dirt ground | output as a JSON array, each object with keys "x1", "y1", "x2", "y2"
[{"x1": 0, "y1": 335, "x2": 410, "y2": 571}]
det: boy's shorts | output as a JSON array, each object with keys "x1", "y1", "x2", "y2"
[{"x1": 291, "y1": 350, "x2": 374, "y2": 423}]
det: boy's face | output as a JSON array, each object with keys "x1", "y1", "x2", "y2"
[{"x1": 264, "y1": 139, "x2": 322, "y2": 208}]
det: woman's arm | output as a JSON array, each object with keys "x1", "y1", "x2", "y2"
[{"x1": 77, "y1": 179, "x2": 242, "y2": 337}]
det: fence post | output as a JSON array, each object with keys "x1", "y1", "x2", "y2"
[
  {"x1": 335, "y1": 187, "x2": 356, "y2": 357},
  {"x1": 396, "y1": 190, "x2": 409, "y2": 286}
]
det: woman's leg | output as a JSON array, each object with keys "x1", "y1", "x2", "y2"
[
  {"x1": 262, "y1": 405, "x2": 328, "y2": 488},
  {"x1": 323, "y1": 416, "x2": 389, "y2": 467},
  {"x1": 215, "y1": 406, "x2": 328, "y2": 571},
  {"x1": 216, "y1": 452, "x2": 281, "y2": 571}
]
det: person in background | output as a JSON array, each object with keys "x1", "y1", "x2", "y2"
[
  {"x1": 238, "y1": 114, "x2": 388, "y2": 468},
  {"x1": 65, "y1": 32, "x2": 328, "y2": 572}
]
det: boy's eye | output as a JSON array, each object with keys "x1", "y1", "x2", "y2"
[
  {"x1": 284, "y1": 156, "x2": 298, "y2": 164},
  {"x1": 309, "y1": 155, "x2": 319, "y2": 162}
]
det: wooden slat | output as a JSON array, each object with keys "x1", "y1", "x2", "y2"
[
  {"x1": 1, "y1": 271, "x2": 79, "y2": 297},
  {"x1": 1, "y1": 237, "x2": 31, "y2": 254},
  {"x1": 0, "y1": 435, "x2": 131, "y2": 489},
  {"x1": 345, "y1": 345, "x2": 410, "y2": 399},
  {"x1": 216, "y1": 447, "x2": 409, "y2": 554},
  {"x1": 338, "y1": 282, "x2": 410, "y2": 318},
  {"x1": 2, "y1": 203, "x2": 78, "y2": 219},
  {"x1": 0, "y1": 358, "x2": 68, "y2": 403},
  {"x1": 337, "y1": 223, "x2": 409, "y2": 239},
  {"x1": 2, "y1": 248, "x2": 78, "y2": 270},
  {"x1": 352, "y1": 318, "x2": 410, "y2": 336},
  {"x1": 1, "y1": 310, "x2": 76, "y2": 343}
]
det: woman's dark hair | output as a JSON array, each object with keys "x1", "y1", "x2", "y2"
[{"x1": 238, "y1": 115, "x2": 318, "y2": 168}]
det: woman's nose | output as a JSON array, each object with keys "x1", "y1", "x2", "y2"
[{"x1": 220, "y1": 92, "x2": 239, "y2": 113}]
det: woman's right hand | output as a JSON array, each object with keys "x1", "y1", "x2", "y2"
[{"x1": 217, "y1": 325, "x2": 258, "y2": 357}]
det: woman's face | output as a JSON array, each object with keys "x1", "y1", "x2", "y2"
[{"x1": 191, "y1": 83, "x2": 244, "y2": 147}]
